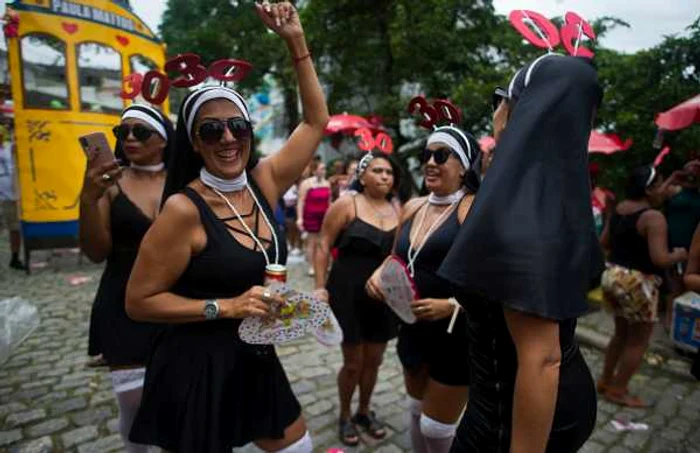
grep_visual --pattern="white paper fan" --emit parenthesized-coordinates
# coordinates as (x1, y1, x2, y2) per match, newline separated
(311, 308, 343, 346)
(239, 286, 330, 345)
(378, 256, 419, 324)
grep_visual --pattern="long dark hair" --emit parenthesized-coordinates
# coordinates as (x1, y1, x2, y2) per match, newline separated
(114, 107, 175, 168)
(349, 150, 402, 200)
(162, 90, 259, 203)
(460, 131, 482, 194)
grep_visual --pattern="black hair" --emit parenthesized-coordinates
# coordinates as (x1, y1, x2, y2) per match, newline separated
(348, 150, 402, 200)
(461, 132, 482, 194)
(114, 105, 175, 168)
(626, 166, 657, 200)
(427, 127, 482, 194)
(162, 90, 258, 204)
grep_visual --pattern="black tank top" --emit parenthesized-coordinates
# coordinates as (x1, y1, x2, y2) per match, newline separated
(172, 181, 287, 301)
(608, 208, 660, 276)
(395, 201, 460, 299)
(90, 185, 161, 366)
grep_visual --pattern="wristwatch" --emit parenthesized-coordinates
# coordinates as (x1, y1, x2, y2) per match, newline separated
(203, 299, 220, 320)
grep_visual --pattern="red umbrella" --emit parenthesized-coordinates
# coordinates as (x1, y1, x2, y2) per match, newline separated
(588, 131, 632, 155)
(656, 94, 700, 131)
(325, 113, 384, 136)
(478, 136, 496, 152)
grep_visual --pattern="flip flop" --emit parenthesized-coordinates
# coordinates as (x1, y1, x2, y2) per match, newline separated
(604, 388, 651, 408)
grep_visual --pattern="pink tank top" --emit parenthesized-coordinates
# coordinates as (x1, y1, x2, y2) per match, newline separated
(303, 186, 331, 233)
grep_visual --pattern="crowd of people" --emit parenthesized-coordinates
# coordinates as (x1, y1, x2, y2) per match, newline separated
(53, 2, 699, 453)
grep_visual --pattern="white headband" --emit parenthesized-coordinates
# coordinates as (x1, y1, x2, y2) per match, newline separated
(122, 108, 167, 139)
(426, 129, 471, 170)
(184, 87, 250, 142)
(646, 167, 657, 187)
(356, 153, 375, 178)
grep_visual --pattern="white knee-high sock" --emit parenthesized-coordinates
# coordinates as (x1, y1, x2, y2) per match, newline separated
(407, 396, 429, 453)
(111, 368, 149, 453)
(115, 386, 150, 453)
(420, 413, 457, 453)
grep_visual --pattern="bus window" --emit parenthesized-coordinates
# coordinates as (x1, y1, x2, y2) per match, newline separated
(20, 34, 70, 110)
(130, 54, 157, 74)
(77, 43, 123, 114)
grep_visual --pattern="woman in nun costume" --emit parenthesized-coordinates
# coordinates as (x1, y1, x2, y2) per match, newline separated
(438, 54, 604, 453)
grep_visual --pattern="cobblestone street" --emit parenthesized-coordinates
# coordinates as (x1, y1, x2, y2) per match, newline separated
(0, 240, 699, 452)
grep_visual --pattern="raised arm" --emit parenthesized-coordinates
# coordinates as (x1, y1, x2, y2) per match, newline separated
(504, 309, 561, 453)
(125, 194, 277, 323)
(252, 2, 329, 204)
(78, 157, 122, 263)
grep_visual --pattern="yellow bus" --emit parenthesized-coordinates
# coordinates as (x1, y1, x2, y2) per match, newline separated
(5, 0, 168, 271)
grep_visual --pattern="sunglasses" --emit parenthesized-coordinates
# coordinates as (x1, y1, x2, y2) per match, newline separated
(197, 118, 252, 144)
(112, 124, 156, 142)
(419, 147, 454, 165)
(492, 86, 509, 112)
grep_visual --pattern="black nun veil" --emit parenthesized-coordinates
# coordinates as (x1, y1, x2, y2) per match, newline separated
(438, 55, 604, 320)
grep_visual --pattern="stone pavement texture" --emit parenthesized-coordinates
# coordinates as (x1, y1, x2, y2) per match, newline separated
(0, 240, 698, 452)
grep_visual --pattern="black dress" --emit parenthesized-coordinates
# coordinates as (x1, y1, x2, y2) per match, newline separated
(326, 196, 398, 344)
(394, 203, 469, 386)
(438, 56, 601, 453)
(87, 187, 161, 366)
(129, 183, 300, 453)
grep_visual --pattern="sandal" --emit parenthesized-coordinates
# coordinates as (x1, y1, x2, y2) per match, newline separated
(338, 418, 359, 446)
(596, 379, 610, 394)
(352, 411, 386, 440)
(604, 388, 651, 408)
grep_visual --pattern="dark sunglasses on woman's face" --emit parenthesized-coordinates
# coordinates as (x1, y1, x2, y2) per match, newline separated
(112, 124, 156, 142)
(419, 147, 454, 165)
(492, 87, 509, 112)
(197, 118, 252, 145)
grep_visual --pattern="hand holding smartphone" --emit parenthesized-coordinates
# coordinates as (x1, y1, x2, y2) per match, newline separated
(78, 132, 115, 167)
(78, 132, 122, 203)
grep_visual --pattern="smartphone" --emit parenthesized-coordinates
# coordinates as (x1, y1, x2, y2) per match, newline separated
(78, 132, 114, 167)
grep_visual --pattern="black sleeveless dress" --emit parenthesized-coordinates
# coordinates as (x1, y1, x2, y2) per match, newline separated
(394, 203, 469, 386)
(87, 187, 161, 366)
(129, 182, 300, 453)
(326, 196, 398, 344)
(448, 290, 596, 453)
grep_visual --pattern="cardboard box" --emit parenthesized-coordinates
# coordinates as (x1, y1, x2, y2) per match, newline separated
(670, 292, 700, 352)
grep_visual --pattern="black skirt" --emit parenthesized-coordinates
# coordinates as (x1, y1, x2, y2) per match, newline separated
(129, 320, 301, 453)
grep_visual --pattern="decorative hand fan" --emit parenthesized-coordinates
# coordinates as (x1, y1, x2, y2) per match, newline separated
(239, 286, 331, 345)
(378, 256, 419, 324)
(311, 309, 344, 347)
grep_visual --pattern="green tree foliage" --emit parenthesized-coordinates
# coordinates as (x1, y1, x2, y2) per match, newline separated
(160, 1, 699, 196)
(159, 0, 300, 130)
(593, 18, 700, 194)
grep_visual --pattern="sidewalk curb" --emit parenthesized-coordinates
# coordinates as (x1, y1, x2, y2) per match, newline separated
(575, 325, 694, 379)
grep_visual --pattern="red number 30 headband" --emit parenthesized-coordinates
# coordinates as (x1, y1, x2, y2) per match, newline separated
(121, 53, 253, 105)
(407, 96, 462, 130)
(355, 128, 394, 154)
(509, 10, 596, 59)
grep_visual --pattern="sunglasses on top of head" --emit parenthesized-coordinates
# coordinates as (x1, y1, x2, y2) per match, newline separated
(419, 147, 455, 165)
(112, 124, 156, 142)
(196, 118, 252, 145)
(492, 87, 509, 112)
